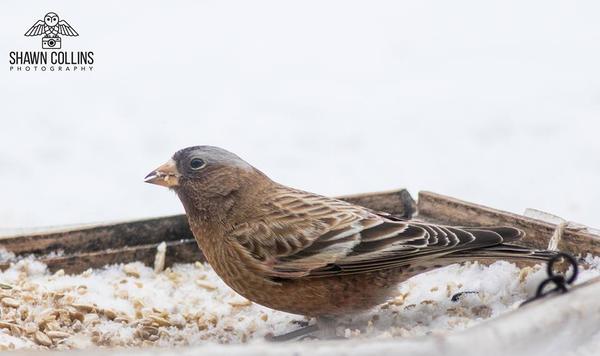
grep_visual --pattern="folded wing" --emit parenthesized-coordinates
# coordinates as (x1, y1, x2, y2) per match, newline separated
(229, 187, 527, 279)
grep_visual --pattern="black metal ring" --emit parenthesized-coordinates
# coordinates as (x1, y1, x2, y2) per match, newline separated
(546, 252, 578, 285)
(520, 252, 578, 307)
(535, 275, 567, 297)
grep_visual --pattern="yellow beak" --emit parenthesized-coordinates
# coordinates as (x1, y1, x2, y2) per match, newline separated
(144, 159, 180, 188)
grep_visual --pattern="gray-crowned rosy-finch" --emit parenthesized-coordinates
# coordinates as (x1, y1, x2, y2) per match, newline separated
(145, 146, 555, 337)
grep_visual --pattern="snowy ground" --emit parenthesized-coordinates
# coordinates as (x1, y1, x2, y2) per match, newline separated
(0, 252, 599, 351)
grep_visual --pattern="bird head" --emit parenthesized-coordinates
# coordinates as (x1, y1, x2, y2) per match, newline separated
(44, 12, 59, 27)
(145, 146, 267, 215)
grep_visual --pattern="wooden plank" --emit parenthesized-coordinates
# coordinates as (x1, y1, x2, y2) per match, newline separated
(417, 191, 600, 256)
(0, 214, 194, 255)
(0, 239, 202, 274)
(0, 189, 415, 273)
(338, 188, 416, 218)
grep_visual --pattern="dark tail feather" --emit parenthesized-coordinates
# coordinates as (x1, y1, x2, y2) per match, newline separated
(484, 226, 526, 243)
(451, 226, 557, 262)
(451, 243, 559, 262)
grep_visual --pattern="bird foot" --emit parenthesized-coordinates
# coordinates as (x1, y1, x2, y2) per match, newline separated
(265, 324, 320, 342)
(265, 316, 345, 342)
(291, 319, 311, 327)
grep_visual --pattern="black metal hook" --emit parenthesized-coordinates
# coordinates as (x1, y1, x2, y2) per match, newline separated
(521, 252, 578, 306)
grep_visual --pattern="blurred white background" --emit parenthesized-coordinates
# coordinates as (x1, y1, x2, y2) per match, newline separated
(1, 1, 599, 229)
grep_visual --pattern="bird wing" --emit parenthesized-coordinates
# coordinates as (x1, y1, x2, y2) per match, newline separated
(24, 20, 45, 36)
(57, 20, 78, 36)
(228, 187, 519, 279)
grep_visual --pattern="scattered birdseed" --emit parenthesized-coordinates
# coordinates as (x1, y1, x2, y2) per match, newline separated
(229, 299, 252, 308)
(1, 297, 20, 308)
(33, 331, 52, 346)
(0, 254, 598, 350)
(46, 331, 71, 339)
(519, 266, 535, 283)
(195, 280, 217, 291)
(123, 265, 141, 278)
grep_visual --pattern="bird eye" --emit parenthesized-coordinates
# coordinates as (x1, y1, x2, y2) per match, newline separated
(189, 158, 206, 170)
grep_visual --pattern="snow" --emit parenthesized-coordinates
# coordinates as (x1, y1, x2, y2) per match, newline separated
(0, 253, 599, 350)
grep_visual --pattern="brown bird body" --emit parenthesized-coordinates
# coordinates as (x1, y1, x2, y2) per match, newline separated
(182, 184, 419, 316)
(145, 146, 555, 318)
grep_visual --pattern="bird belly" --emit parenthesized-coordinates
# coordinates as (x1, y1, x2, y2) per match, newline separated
(269, 272, 406, 316)
(215, 263, 408, 317)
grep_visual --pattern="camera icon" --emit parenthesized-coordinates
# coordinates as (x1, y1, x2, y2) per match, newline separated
(42, 36, 61, 49)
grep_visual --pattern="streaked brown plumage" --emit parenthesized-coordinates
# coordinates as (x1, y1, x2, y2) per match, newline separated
(145, 146, 555, 317)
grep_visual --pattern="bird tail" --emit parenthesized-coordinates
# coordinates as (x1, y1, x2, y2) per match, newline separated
(449, 243, 558, 262)
(446, 226, 559, 262)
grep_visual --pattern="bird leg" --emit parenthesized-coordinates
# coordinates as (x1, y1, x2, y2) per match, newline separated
(265, 323, 319, 342)
(290, 319, 311, 327)
(265, 316, 342, 342)
(315, 316, 341, 339)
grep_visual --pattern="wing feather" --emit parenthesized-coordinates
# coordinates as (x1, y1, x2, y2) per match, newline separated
(227, 186, 519, 279)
